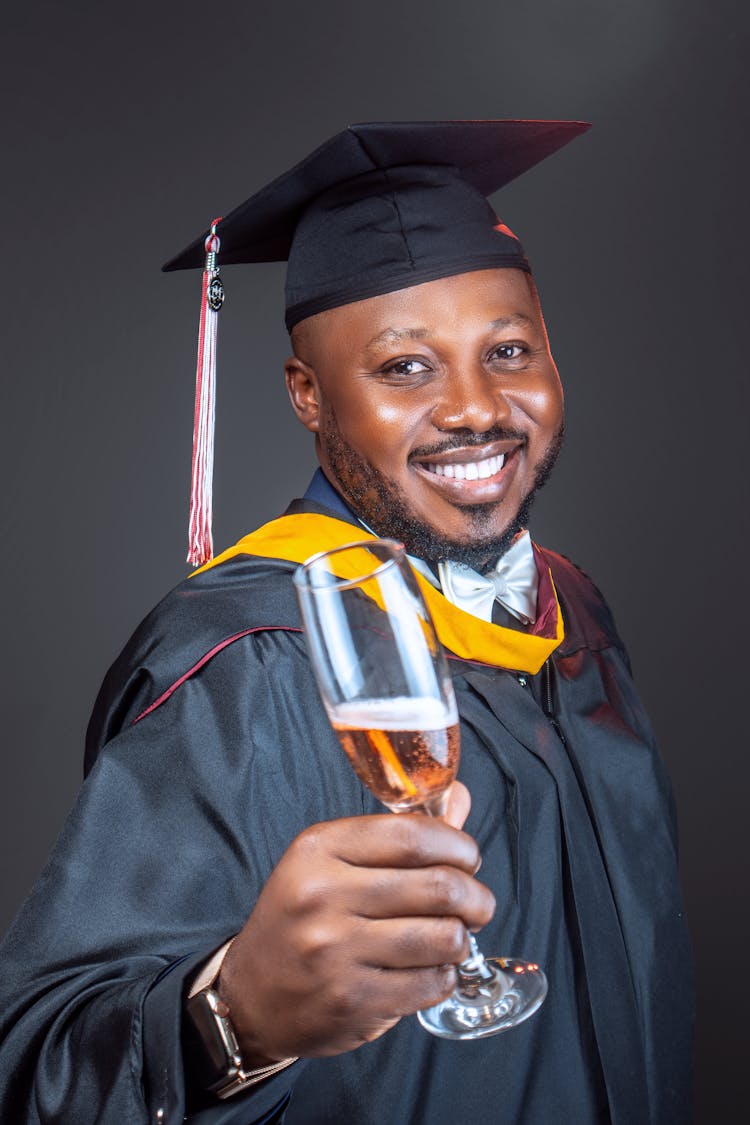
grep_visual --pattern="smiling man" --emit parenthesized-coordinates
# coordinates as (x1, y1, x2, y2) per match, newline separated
(287, 268, 564, 569)
(0, 123, 693, 1124)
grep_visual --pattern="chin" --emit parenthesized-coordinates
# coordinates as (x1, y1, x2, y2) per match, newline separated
(365, 497, 531, 570)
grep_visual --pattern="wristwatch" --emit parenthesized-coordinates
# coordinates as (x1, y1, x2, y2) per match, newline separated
(185, 940, 298, 1100)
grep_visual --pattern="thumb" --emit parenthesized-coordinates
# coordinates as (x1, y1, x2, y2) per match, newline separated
(443, 780, 471, 830)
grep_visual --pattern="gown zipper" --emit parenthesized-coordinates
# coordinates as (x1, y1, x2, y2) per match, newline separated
(541, 659, 567, 746)
(517, 663, 567, 745)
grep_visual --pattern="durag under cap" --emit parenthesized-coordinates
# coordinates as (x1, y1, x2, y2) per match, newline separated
(164, 119, 591, 565)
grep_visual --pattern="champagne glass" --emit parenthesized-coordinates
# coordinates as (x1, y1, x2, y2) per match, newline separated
(293, 538, 547, 1039)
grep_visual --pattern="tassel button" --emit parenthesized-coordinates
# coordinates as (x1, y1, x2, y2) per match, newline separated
(207, 275, 225, 311)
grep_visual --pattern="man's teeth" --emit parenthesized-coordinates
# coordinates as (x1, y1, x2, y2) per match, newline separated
(426, 453, 505, 480)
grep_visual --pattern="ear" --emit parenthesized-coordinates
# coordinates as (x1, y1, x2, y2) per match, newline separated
(285, 357, 321, 433)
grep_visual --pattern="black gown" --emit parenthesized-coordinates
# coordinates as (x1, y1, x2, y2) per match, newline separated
(0, 498, 693, 1124)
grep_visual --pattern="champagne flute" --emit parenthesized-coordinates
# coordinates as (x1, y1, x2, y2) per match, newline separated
(293, 538, 547, 1039)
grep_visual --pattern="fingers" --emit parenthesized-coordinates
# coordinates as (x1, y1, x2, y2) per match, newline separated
(444, 780, 471, 829)
(300, 813, 480, 874)
(338, 963, 460, 1024)
(357, 916, 471, 969)
(273, 964, 459, 1054)
(218, 811, 495, 1063)
(291, 914, 470, 979)
(348, 864, 495, 929)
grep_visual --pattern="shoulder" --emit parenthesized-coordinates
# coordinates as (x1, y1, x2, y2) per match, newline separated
(84, 552, 301, 772)
(535, 545, 629, 659)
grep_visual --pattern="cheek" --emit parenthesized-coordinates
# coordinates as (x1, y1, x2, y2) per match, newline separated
(340, 397, 422, 452)
(374, 402, 411, 425)
(515, 377, 564, 430)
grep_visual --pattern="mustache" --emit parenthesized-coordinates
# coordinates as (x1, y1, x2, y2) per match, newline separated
(409, 427, 528, 461)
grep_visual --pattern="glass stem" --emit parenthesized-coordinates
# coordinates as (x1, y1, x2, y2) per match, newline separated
(457, 932, 497, 991)
(419, 795, 499, 988)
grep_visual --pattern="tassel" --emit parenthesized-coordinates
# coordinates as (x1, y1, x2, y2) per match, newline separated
(187, 218, 224, 566)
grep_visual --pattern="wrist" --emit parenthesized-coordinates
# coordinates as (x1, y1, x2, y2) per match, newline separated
(215, 956, 287, 1069)
(185, 940, 297, 1099)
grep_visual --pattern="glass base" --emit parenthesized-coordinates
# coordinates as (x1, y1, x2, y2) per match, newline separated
(417, 957, 548, 1040)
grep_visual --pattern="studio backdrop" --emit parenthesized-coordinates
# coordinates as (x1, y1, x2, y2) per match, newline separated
(1, 2, 746, 1120)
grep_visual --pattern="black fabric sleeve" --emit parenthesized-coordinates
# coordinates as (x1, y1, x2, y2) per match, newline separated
(0, 627, 351, 1123)
(142, 956, 304, 1123)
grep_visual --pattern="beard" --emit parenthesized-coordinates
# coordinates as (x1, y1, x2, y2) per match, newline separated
(320, 415, 564, 571)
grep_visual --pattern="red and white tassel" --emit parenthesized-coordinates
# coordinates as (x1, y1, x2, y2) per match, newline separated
(187, 218, 224, 567)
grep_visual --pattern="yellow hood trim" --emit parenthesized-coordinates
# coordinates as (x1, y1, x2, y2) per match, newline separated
(194, 512, 564, 674)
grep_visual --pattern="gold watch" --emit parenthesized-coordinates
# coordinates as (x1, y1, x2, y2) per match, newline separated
(185, 940, 297, 1100)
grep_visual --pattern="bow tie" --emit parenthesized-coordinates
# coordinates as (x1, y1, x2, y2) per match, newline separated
(437, 532, 539, 624)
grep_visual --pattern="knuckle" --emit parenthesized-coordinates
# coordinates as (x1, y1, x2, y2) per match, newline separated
(287, 872, 328, 914)
(392, 922, 429, 962)
(428, 866, 463, 913)
(397, 817, 432, 866)
(298, 920, 337, 962)
(293, 822, 325, 858)
(370, 869, 396, 899)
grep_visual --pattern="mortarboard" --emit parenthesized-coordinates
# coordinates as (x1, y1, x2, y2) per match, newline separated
(165, 120, 591, 565)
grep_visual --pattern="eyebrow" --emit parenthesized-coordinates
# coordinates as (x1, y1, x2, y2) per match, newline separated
(488, 314, 534, 330)
(364, 313, 535, 352)
(364, 326, 432, 349)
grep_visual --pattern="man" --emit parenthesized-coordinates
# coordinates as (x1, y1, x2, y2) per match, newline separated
(0, 122, 693, 1123)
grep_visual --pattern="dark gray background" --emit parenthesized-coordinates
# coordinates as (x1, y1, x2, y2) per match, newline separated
(1, 1, 747, 1120)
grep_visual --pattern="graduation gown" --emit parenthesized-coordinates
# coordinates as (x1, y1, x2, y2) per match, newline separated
(0, 499, 693, 1124)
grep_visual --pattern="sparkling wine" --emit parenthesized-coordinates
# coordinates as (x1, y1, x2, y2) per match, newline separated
(330, 697, 460, 812)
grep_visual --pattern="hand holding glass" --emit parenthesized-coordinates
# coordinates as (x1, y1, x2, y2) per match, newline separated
(293, 539, 547, 1038)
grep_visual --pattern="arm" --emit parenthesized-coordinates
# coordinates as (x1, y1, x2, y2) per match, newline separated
(0, 630, 491, 1122)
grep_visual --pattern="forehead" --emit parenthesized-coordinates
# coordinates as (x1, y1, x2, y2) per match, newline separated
(298, 268, 542, 357)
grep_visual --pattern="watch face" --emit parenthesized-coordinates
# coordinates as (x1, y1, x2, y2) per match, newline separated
(186, 988, 241, 1089)
(185, 986, 298, 1099)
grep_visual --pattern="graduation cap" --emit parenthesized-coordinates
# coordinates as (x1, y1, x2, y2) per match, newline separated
(165, 119, 590, 565)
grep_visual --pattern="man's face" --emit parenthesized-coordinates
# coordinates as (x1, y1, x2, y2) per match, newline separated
(286, 268, 564, 566)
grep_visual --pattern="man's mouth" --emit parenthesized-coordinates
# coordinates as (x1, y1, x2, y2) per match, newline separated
(421, 452, 506, 480)
(411, 441, 522, 502)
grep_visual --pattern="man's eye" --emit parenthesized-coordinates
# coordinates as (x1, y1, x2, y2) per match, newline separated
(382, 357, 430, 377)
(491, 343, 525, 361)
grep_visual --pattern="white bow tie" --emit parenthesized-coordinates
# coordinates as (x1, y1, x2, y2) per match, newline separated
(437, 531, 539, 624)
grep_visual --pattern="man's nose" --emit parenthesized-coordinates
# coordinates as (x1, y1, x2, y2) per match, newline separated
(430, 367, 510, 432)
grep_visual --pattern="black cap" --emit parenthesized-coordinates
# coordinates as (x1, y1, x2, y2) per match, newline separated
(164, 120, 590, 331)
